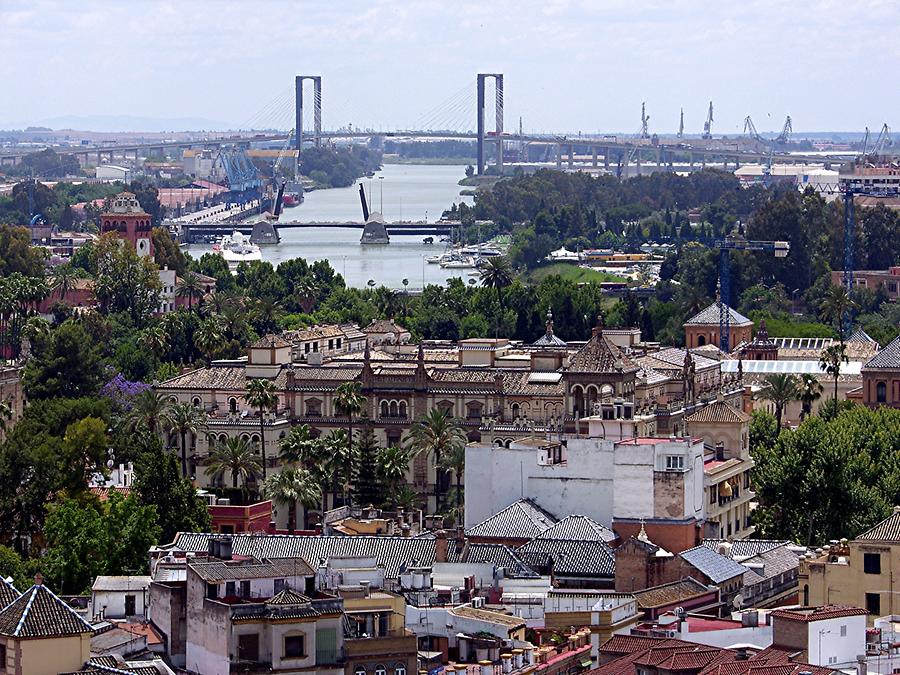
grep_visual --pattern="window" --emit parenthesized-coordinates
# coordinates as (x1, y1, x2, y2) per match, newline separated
(864, 553, 882, 574)
(355, 668, 367, 675)
(866, 592, 881, 615)
(274, 578, 286, 594)
(840, 624, 847, 637)
(710, 488, 717, 504)
(192, 396, 201, 408)
(394, 666, 406, 675)
(125, 594, 136, 616)
(240, 580, 251, 598)
(665, 455, 684, 470)
(225, 581, 236, 597)
(284, 634, 305, 658)
(375, 666, 387, 675)
(238, 633, 260, 662)
(229, 397, 238, 413)
(877, 382, 887, 403)
(0, 643, 6, 668)
(206, 583, 217, 600)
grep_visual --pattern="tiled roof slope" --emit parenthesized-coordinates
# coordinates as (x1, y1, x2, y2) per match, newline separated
(856, 509, 900, 541)
(741, 544, 802, 585)
(189, 557, 314, 582)
(0, 578, 20, 609)
(631, 578, 712, 610)
(701, 539, 791, 559)
(466, 499, 558, 540)
(0, 583, 93, 638)
(534, 514, 616, 543)
(865, 335, 900, 369)
(566, 330, 640, 374)
(679, 545, 749, 583)
(685, 302, 752, 327)
(516, 538, 615, 577)
(685, 401, 751, 424)
(172, 532, 436, 579)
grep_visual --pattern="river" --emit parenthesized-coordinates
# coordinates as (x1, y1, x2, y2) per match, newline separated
(185, 164, 475, 289)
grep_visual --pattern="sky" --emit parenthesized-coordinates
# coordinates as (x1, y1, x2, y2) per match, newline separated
(2, 0, 898, 134)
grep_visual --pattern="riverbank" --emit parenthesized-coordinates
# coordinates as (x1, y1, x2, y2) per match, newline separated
(525, 262, 628, 284)
(383, 155, 476, 166)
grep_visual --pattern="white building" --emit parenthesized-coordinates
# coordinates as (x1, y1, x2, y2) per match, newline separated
(770, 606, 867, 668)
(465, 415, 706, 532)
(90, 576, 151, 620)
(96, 165, 131, 181)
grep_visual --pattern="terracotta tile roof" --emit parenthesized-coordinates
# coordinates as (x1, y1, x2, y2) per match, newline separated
(466, 499, 558, 540)
(250, 334, 291, 349)
(598, 634, 679, 657)
(502, 370, 565, 396)
(534, 514, 616, 543)
(567, 331, 640, 374)
(283, 325, 346, 341)
(685, 401, 751, 424)
(0, 583, 93, 638)
(90, 486, 132, 501)
(685, 302, 752, 327)
(449, 604, 525, 629)
(855, 510, 900, 541)
(364, 319, 409, 334)
(631, 578, 712, 609)
(865, 335, 900, 369)
(679, 545, 750, 583)
(770, 605, 868, 622)
(266, 589, 311, 605)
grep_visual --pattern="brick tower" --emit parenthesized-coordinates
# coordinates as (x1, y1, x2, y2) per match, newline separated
(100, 192, 153, 257)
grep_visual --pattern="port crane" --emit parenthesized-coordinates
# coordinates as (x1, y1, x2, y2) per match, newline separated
(714, 236, 790, 352)
(677, 109, 684, 139)
(872, 123, 893, 156)
(702, 101, 714, 140)
(743, 116, 762, 142)
(775, 116, 793, 144)
(640, 102, 650, 139)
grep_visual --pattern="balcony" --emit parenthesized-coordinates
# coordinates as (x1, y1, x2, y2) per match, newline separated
(345, 630, 417, 658)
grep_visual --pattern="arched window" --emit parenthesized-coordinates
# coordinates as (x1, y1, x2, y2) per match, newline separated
(168, 396, 178, 404)
(877, 381, 887, 403)
(511, 403, 520, 419)
(394, 666, 406, 675)
(389, 401, 398, 417)
(466, 401, 483, 420)
(375, 666, 386, 675)
(571, 385, 585, 417)
(250, 434, 261, 452)
(697, 335, 706, 346)
(192, 396, 202, 408)
(355, 668, 367, 675)
(229, 397, 238, 413)
(399, 401, 408, 418)
(380, 401, 389, 418)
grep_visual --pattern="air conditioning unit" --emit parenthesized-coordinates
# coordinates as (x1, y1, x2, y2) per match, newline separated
(472, 597, 485, 608)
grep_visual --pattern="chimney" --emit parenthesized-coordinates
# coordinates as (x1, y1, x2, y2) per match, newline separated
(857, 655, 867, 675)
(435, 529, 449, 563)
(34, 573, 43, 586)
(735, 647, 749, 661)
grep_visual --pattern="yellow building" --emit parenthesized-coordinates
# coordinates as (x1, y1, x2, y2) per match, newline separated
(339, 586, 417, 675)
(800, 507, 900, 621)
(0, 577, 93, 675)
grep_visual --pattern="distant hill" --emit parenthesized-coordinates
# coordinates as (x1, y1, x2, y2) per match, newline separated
(1, 114, 236, 133)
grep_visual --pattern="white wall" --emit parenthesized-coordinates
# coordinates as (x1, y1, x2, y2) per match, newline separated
(807, 615, 866, 667)
(91, 587, 148, 620)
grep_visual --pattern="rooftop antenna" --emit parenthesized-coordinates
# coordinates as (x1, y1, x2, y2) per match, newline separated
(677, 109, 684, 139)
(640, 103, 650, 139)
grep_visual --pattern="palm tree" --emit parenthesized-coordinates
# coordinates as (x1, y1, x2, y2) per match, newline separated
(377, 445, 413, 503)
(407, 408, 466, 513)
(53, 263, 79, 302)
(277, 423, 315, 465)
(206, 436, 262, 490)
(245, 378, 279, 479)
(820, 285, 857, 344)
(820, 343, 848, 407)
(141, 325, 169, 359)
(798, 373, 824, 420)
(757, 373, 799, 428)
(262, 467, 322, 533)
(294, 277, 319, 314)
(334, 381, 365, 504)
(437, 442, 466, 512)
(122, 390, 173, 436)
(194, 316, 225, 362)
(479, 256, 514, 308)
(176, 271, 206, 312)
(169, 402, 208, 477)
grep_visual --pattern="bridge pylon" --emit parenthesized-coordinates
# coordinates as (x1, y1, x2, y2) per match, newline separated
(477, 73, 503, 175)
(295, 76, 323, 156)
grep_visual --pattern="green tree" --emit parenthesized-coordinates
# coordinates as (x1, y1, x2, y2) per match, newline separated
(168, 402, 208, 477)
(377, 445, 413, 507)
(244, 378, 279, 479)
(756, 373, 799, 428)
(60, 417, 110, 495)
(194, 315, 225, 362)
(92, 233, 162, 324)
(820, 285, 857, 344)
(133, 447, 211, 543)
(121, 389, 173, 436)
(52, 263, 79, 302)
(206, 436, 262, 490)
(151, 227, 187, 276)
(262, 467, 321, 533)
(819, 343, 848, 407)
(334, 381, 366, 505)
(479, 256, 514, 309)
(22, 321, 103, 400)
(0, 225, 48, 276)
(176, 271, 205, 312)
(798, 374, 824, 420)
(407, 408, 465, 513)
(352, 420, 383, 508)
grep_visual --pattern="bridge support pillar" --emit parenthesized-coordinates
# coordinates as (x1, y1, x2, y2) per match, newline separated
(476, 73, 503, 175)
(555, 143, 562, 168)
(656, 148, 662, 167)
(592, 147, 597, 168)
(568, 144, 574, 169)
(295, 75, 323, 169)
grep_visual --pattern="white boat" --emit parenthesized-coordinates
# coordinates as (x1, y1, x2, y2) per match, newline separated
(460, 244, 502, 257)
(213, 231, 262, 266)
(425, 254, 443, 264)
(440, 255, 478, 269)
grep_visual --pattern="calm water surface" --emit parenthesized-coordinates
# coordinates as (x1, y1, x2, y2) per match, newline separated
(185, 164, 475, 289)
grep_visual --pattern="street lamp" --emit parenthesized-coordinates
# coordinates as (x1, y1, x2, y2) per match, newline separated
(817, 628, 831, 666)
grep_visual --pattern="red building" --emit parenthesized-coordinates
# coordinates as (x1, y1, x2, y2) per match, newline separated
(100, 192, 154, 257)
(207, 499, 273, 534)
